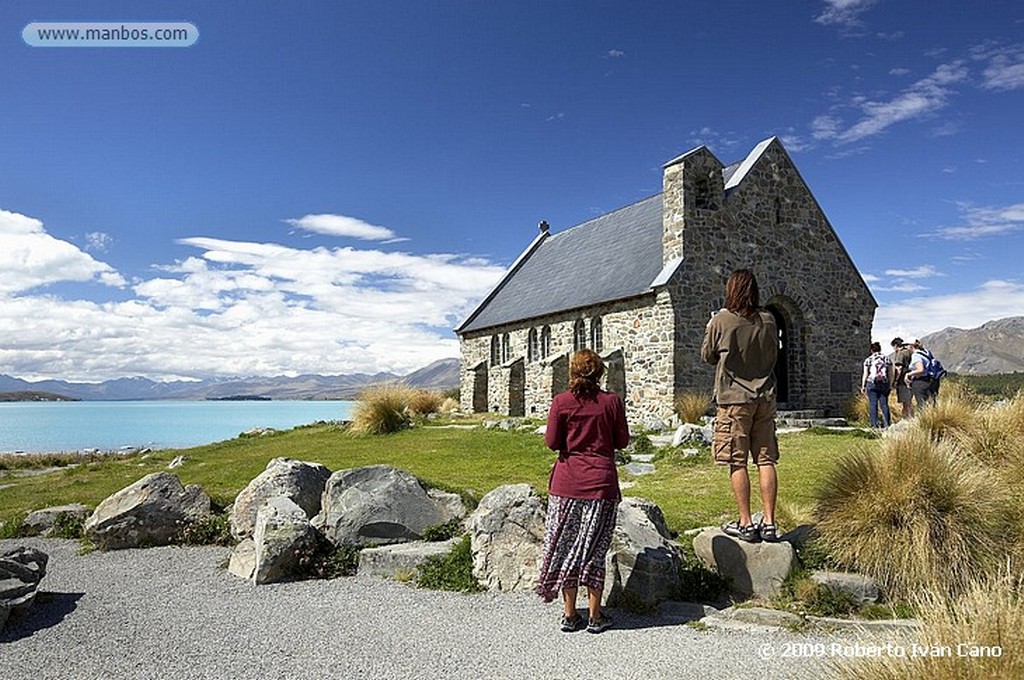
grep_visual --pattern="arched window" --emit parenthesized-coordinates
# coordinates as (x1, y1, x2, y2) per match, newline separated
(490, 336, 500, 365)
(540, 325, 551, 358)
(573, 319, 587, 351)
(590, 316, 603, 353)
(527, 328, 539, 362)
(501, 333, 511, 364)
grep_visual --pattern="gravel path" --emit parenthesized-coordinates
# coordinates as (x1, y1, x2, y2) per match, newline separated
(2, 538, 859, 680)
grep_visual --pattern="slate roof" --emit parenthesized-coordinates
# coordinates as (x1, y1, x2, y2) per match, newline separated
(457, 194, 665, 333)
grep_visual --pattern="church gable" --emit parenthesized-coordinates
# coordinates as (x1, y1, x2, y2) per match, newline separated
(458, 136, 877, 421)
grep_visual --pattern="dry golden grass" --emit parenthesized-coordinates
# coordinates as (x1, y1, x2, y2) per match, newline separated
(405, 388, 444, 416)
(349, 383, 415, 435)
(913, 381, 985, 442)
(832, 571, 1024, 679)
(674, 391, 711, 424)
(815, 427, 1016, 600)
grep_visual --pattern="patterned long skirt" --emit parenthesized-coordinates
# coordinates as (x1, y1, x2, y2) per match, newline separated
(535, 495, 618, 603)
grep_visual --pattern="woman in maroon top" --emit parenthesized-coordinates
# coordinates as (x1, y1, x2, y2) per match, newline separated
(536, 349, 630, 634)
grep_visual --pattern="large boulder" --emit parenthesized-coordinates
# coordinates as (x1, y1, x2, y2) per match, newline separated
(692, 528, 798, 599)
(314, 465, 461, 546)
(84, 472, 212, 550)
(604, 497, 685, 609)
(465, 484, 546, 592)
(252, 497, 319, 585)
(1, 547, 48, 630)
(19, 504, 91, 537)
(230, 458, 331, 540)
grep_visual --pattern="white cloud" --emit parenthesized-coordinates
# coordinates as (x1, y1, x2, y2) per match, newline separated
(928, 202, 1024, 240)
(0, 209, 126, 294)
(814, 0, 877, 27)
(285, 214, 399, 241)
(884, 265, 941, 279)
(977, 45, 1024, 90)
(0, 215, 508, 381)
(608, 49, 625, 58)
(873, 280, 1024, 343)
(837, 62, 969, 143)
(84, 231, 113, 252)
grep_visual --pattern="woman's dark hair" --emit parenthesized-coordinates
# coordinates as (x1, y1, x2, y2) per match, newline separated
(569, 349, 604, 398)
(724, 268, 760, 317)
(870, 341, 881, 353)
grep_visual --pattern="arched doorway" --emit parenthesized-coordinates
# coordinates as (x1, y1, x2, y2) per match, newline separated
(764, 296, 805, 410)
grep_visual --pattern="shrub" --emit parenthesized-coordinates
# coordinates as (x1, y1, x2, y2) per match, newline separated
(832, 572, 1024, 679)
(406, 389, 444, 417)
(912, 381, 984, 443)
(177, 514, 233, 546)
(350, 384, 414, 435)
(49, 511, 87, 539)
(295, 535, 361, 579)
(675, 392, 711, 424)
(421, 517, 462, 542)
(630, 432, 655, 457)
(842, 392, 868, 425)
(815, 428, 1017, 600)
(416, 535, 483, 593)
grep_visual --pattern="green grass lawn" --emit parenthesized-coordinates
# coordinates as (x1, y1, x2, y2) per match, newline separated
(0, 423, 879, 536)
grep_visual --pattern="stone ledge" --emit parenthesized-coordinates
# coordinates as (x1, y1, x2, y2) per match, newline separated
(357, 538, 460, 580)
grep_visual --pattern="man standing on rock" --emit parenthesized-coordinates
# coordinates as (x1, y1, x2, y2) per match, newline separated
(701, 269, 780, 543)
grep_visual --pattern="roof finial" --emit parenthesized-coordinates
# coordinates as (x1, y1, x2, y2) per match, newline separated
(538, 220, 549, 233)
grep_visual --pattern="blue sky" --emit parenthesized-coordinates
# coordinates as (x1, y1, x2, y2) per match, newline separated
(1, 1, 1022, 382)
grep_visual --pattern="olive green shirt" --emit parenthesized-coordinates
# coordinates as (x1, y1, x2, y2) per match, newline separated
(701, 308, 778, 405)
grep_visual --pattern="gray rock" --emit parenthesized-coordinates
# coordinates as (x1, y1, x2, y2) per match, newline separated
(230, 458, 331, 540)
(692, 528, 798, 600)
(604, 497, 684, 609)
(314, 465, 447, 547)
(253, 497, 318, 585)
(426, 488, 467, 525)
(672, 423, 713, 447)
(624, 462, 656, 475)
(19, 504, 90, 537)
(810, 570, 880, 604)
(465, 484, 546, 592)
(0, 546, 48, 629)
(167, 455, 187, 469)
(358, 539, 461, 580)
(703, 605, 804, 631)
(84, 472, 212, 550)
(227, 538, 256, 580)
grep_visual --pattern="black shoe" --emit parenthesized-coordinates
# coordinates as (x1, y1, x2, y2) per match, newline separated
(560, 614, 584, 632)
(722, 520, 761, 543)
(587, 614, 613, 634)
(759, 523, 779, 542)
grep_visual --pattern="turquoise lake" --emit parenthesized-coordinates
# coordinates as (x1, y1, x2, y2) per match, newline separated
(0, 400, 355, 453)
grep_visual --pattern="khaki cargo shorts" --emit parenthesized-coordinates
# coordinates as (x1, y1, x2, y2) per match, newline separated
(713, 398, 779, 467)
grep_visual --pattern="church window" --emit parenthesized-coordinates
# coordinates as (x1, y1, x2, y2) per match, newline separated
(527, 328, 539, 362)
(501, 333, 511, 364)
(540, 325, 551, 358)
(573, 319, 587, 351)
(490, 336, 500, 365)
(590, 317, 603, 353)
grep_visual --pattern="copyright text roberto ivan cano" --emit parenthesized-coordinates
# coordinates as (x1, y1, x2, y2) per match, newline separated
(758, 641, 1005, 660)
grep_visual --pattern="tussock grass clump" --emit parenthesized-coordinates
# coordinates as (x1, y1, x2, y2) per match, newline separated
(406, 389, 444, 416)
(350, 384, 415, 435)
(815, 428, 1016, 600)
(833, 571, 1024, 679)
(842, 392, 869, 425)
(913, 381, 984, 442)
(674, 392, 711, 424)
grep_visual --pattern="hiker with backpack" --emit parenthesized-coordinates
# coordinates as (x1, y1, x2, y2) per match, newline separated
(860, 341, 893, 428)
(905, 339, 946, 408)
(889, 337, 915, 418)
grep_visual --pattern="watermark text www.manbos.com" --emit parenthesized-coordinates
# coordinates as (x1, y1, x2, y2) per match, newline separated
(23, 22, 198, 48)
(757, 641, 1005, 660)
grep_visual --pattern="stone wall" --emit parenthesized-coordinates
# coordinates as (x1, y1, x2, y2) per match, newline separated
(666, 139, 875, 413)
(459, 292, 678, 425)
(460, 138, 876, 421)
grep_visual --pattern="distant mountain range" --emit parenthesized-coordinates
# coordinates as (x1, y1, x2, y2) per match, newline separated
(921, 316, 1024, 374)
(0, 358, 460, 401)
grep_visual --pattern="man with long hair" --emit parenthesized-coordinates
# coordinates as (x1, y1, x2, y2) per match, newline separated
(536, 349, 630, 633)
(701, 269, 780, 543)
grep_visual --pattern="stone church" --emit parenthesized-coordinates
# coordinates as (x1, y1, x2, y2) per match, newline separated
(455, 137, 876, 424)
